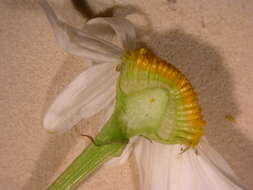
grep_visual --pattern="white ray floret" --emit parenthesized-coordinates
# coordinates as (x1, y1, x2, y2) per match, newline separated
(134, 138, 245, 190)
(43, 63, 118, 133)
(40, 0, 135, 133)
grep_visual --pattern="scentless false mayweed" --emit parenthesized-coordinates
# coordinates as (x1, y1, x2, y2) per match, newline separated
(40, 1, 246, 190)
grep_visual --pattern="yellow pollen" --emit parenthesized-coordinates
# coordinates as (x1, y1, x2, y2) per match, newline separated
(47, 129, 56, 134)
(139, 48, 148, 55)
(151, 63, 157, 70)
(157, 63, 164, 72)
(149, 98, 156, 103)
(143, 60, 149, 67)
(226, 114, 236, 123)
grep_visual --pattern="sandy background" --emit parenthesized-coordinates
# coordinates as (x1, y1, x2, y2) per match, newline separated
(1, 0, 253, 189)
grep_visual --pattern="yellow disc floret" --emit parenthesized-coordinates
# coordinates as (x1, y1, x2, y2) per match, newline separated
(122, 48, 206, 147)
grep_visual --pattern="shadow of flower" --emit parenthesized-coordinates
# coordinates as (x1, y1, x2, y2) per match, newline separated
(21, 55, 90, 190)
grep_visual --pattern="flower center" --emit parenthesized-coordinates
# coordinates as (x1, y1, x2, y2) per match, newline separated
(118, 48, 205, 147)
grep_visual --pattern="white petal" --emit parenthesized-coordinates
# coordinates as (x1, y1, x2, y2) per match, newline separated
(44, 63, 119, 133)
(105, 137, 138, 167)
(39, 0, 123, 62)
(97, 100, 116, 131)
(88, 17, 136, 51)
(134, 138, 245, 190)
(83, 23, 114, 42)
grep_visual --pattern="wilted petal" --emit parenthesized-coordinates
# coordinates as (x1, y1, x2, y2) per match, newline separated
(96, 101, 138, 167)
(44, 63, 119, 133)
(83, 23, 115, 42)
(105, 137, 138, 166)
(134, 138, 245, 190)
(39, 0, 123, 62)
(97, 100, 115, 131)
(88, 17, 136, 51)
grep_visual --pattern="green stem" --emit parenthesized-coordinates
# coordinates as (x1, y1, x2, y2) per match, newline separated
(46, 115, 128, 190)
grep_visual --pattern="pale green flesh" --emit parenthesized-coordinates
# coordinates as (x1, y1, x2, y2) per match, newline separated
(117, 58, 188, 144)
(119, 87, 169, 137)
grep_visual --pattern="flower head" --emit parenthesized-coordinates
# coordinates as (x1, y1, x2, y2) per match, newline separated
(40, 1, 246, 190)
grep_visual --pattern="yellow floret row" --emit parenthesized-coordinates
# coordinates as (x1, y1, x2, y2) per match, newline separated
(126, 48, 206, 146)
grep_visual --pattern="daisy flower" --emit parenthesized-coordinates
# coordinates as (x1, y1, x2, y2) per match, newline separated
(40, 1, 246, 190)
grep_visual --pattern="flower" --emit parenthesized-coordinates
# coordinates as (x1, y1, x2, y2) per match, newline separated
(40, 1, 245, 190)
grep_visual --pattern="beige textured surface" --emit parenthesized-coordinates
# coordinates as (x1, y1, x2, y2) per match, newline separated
(1, 0, 253, 189)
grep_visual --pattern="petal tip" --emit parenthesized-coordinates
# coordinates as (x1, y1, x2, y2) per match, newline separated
(43, 111, 60, 133)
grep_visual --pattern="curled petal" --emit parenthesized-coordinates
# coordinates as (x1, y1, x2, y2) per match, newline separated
(134, 138, 245, 190)
(82, 23, 115, 42)
(91, 102, 138, 167)
(39, 0, 123, 62)
(97, 100, 115, 131)
(44, 63, 119, 133)
(88, 17, 136, 51)
(105, 137, 138, 167)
